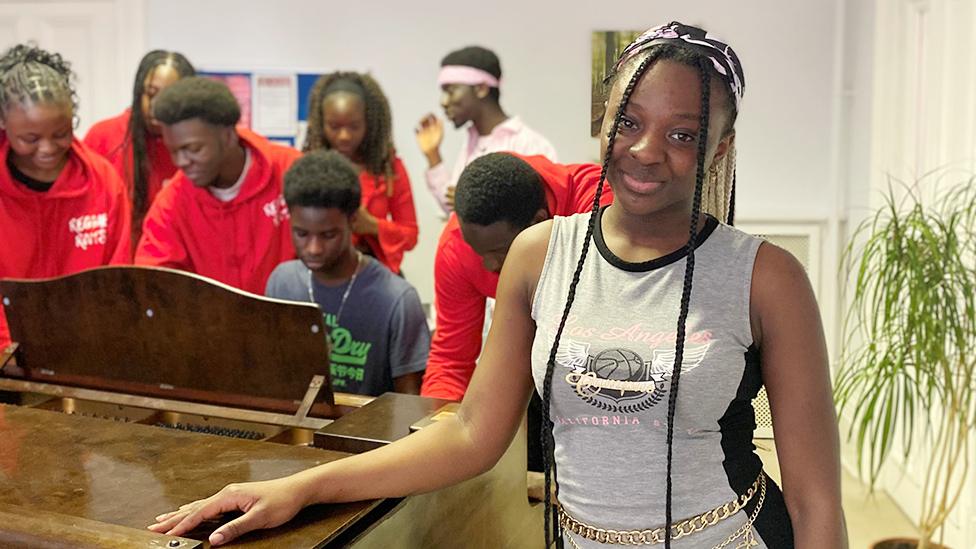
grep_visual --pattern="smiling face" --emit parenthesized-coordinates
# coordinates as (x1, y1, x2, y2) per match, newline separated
(602, 57, 733, 220)
(160, 118, 235, 188)
(1, 101, 73, 180)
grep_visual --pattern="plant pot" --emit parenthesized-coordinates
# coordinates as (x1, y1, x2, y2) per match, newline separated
(871, 538, 950, 549)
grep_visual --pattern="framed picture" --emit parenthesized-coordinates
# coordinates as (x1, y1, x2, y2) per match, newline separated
(591, 30, 642, 137)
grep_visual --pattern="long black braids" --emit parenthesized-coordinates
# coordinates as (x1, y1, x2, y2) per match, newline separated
(122, 51, 195, 230)
(303, 72, 396, 195)
(727, 173, 737, 225)
(540, 49, 662, 549)
(540, 43, 737, 547)
(662, 56, 711, 549)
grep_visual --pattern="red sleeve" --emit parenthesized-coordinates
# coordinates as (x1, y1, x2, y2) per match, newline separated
(374, 158, 419, 272)
(270, 140, 302, 169)
(569, 163, 614, 213)
(134, 185, 189, 269)
(510, 154, 612, 215)
(0, 306, 10, 351)
(420, 227, 488, 401)
(82, 120, 113, 156)
(83, 112, 127, 160)
(100, 163, 132, 264)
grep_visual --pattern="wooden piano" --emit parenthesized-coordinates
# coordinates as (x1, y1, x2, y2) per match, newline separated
(0, 266, 542, 548)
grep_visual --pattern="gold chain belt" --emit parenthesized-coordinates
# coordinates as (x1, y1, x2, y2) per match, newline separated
(558, 472, 766, 547)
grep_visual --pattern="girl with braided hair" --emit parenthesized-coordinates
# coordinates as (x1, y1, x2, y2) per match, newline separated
(151, 22, 844, 549)
(84, 50, 195, 250)
(303, 71, 418, 273)
(0, 43, 131, 350)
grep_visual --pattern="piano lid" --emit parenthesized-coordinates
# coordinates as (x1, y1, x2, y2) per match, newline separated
(1, 265, 334, 411)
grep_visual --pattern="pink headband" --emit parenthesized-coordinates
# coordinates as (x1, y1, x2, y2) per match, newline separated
(437, 65, 501, 88)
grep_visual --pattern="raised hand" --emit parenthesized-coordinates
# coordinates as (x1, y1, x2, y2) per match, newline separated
(445, 185, 456, 211)
(351, 205, 380, 235)
(414, 113, 444, 166)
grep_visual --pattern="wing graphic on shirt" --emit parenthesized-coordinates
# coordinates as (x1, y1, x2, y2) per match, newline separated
(649, 342, 712, 380)
(554, 338, 590, 370)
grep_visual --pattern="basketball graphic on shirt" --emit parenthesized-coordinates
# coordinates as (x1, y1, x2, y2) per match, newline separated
(592, 348, 646, 382)
(556, 337, 712, 414)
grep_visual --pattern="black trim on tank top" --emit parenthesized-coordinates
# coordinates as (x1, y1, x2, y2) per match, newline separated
(719, 345, 795, 548)
(593, 205, 719, 273)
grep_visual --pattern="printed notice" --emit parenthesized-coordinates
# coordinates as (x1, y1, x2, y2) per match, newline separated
(253, 73, 297, 136)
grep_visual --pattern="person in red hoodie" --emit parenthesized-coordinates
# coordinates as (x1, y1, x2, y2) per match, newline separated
(0, 44, 131, 351)
(134, 77, 300, 294)
(84, 50, 195, 249)
(422, 152, 612, 481)
(303, 72, 418, 273)
(421, 152, 611, 401)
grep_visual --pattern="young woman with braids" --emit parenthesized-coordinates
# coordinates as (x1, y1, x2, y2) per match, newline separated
(84, 51, 194, 249)
(0, 44, 131, 351)
(303, 71, 418, 273)
(150, 22, 845, 548)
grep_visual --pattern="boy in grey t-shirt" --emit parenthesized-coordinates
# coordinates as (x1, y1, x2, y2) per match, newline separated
(266, 150, 429, 395)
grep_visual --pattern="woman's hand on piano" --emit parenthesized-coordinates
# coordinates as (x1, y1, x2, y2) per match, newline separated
(147, 475, 309, 546)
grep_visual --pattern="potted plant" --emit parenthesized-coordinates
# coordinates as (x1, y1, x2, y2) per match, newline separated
(835, 172, 976, 549)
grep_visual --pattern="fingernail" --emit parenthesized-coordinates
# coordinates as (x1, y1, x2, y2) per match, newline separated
(155, 513, 167, 521)
(211, 532, 225, 545)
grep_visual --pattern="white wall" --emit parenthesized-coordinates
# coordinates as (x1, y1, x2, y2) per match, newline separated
(0, 0, 145, 137)
(145, 0, 843, 305)
(857, 1, 976, 546)
(837, 0, 877, 227)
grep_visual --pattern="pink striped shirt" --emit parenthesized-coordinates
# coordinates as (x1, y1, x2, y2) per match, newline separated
(424, 116, 558, 214)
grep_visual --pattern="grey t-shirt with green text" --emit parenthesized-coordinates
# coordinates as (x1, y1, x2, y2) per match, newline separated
(266, 258, 429, 396)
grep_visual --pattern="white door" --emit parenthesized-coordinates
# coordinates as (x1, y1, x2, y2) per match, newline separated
(867, 0, 976, 546)
(0, 0, 146, 135)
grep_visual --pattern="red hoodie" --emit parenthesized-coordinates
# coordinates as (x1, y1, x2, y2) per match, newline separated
(0, 135, 132, 350)
(355, 157, 419, 273)
(421, 154, 613, 400)
(84, 109, 177, 241)
(134, 128, 300, 295)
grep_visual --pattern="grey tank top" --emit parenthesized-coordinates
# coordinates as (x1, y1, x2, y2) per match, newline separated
(530, 209, 794, 548)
